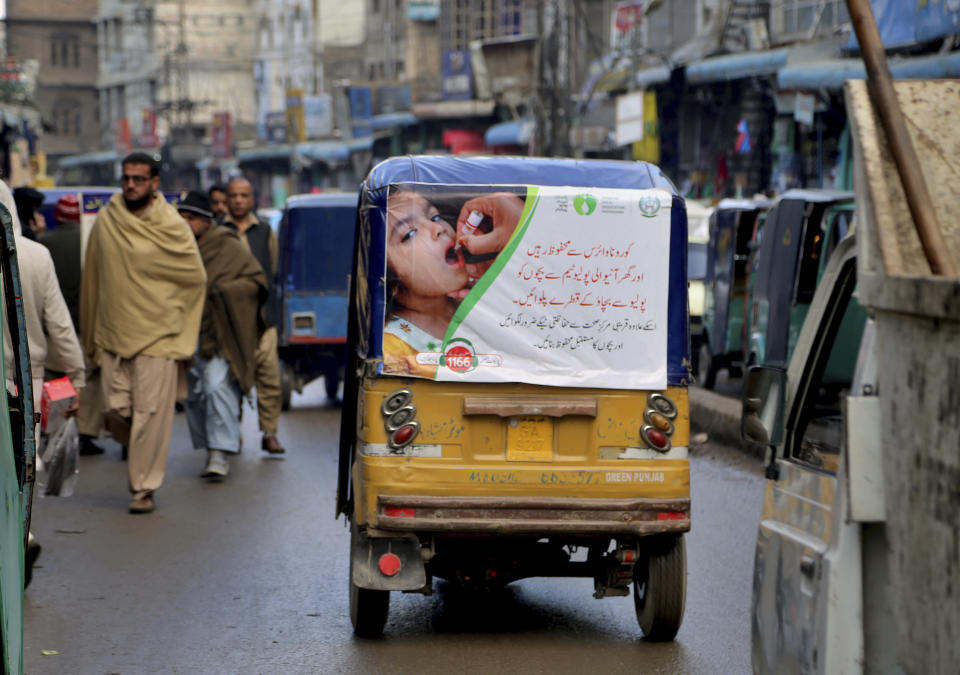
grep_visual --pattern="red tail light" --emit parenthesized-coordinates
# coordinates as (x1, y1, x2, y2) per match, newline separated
(378, 553, 402, 576)
(382, 389, 420, 449)
(383, 506, 415, 518)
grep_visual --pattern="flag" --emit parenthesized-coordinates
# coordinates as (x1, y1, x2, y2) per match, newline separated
(735, 119, 751, 154)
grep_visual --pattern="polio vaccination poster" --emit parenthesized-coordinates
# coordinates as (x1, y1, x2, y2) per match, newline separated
(381, 183, 672, 389)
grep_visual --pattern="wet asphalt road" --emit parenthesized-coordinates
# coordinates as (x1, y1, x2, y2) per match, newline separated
(24, 380, 763, 675)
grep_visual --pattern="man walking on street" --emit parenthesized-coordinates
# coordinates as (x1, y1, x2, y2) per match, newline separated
(179, 191, 266, 479)
(41, 194, 104, 456)
(221, 177, 286, 454)
(208, 184, 228, 221)
(80, 152, 207, 513)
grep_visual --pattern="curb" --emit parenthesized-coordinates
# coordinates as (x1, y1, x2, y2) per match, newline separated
(689, 386, 764, 460)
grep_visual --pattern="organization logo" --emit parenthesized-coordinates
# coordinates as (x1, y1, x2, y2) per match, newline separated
(573, 193, 598, 216)
(638, 195, 661, 217)
(442, 337, 478, 373)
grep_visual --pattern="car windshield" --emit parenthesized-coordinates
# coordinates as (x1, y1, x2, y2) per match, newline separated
(687, 242, 708, 280)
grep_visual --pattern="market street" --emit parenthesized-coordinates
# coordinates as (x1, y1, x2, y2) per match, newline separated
(24, 380, 763, 675)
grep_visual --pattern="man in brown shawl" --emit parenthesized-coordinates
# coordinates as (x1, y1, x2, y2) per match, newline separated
(179, 191, 266, 480)
(80, 152, 207, 514)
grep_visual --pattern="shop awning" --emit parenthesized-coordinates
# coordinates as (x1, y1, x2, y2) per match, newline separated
(238, 138, 374, 164)
(777, 50, 960, 90)
(484, 119, 534, 146)
(370, 112, 418, 129)
(635, 64, 671, 88)
(412, 99, 496, 119)
(686, 48, 789, 84)
(57, 150, 119, 168)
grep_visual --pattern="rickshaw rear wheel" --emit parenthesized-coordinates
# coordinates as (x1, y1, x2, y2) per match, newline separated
(324, 368, 340, 402)
(349, 526, 390, 637)
(697, 343, 717, 389)
(634, 534, 686, 641)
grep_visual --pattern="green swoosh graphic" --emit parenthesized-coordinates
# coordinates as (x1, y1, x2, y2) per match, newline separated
(442, 186, 541, 349)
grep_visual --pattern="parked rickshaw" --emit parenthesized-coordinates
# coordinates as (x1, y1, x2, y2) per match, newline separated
(697, 198, 770, 388)
(338, 156, 692, 640)
(0, 202, 39, 675)
(745, 189, 854, 369)
(277, 192, 357, 406)
(685, 201, 711, 374)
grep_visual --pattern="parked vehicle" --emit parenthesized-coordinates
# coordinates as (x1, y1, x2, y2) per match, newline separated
(697, 198, 770, 388)
(277, 192, 357, 407)
(338, 155, 692, 639)
(0, 202, 38, 675)
(686, 201, 711, 374)
(743, 79, 960, 674)
(745, 189, 854, 370)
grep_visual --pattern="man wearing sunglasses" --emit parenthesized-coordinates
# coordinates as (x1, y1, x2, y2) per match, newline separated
(80, 152, 207, 514)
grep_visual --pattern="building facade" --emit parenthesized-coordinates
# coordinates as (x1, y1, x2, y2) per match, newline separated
(5, 0, 101, 168)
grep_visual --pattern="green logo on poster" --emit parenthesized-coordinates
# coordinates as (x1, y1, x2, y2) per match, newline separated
(638, 195, 661, 217)
(573, 193, 597, 216)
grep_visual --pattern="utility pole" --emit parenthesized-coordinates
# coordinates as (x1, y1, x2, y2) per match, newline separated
(532, 1, 546, 156)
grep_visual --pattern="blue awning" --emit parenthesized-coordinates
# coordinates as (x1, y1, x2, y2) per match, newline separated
(237, 145, 293, 162)
(778, 51, 960, 90)
(57, 150, 120, 168)
(370, 112, 418, 130)
(238, 138, 374, 164)
(635, 64, 671, 88)
(484, 120, 534, 146)
(686, 48, 790, 84)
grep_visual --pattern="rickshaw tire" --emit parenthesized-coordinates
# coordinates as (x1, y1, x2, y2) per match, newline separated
(350, 582, 390, 638)
(349, 524, 390, 637)
(698, 344, 717, 389)
(324, 370, 340, 402)
(634, 534, 686, 642)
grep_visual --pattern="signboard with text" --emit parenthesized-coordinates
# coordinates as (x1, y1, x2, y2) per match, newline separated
(381, 184, 671, 389)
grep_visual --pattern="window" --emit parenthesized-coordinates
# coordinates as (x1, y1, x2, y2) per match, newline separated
(773, 0, 849, 38)
(787, 256, 867, 474)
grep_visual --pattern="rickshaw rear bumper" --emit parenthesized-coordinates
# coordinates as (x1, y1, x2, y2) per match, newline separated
(374, 495, 691, 537)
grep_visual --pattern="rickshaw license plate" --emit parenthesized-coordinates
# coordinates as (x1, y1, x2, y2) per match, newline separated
(506, 416, 553, 461)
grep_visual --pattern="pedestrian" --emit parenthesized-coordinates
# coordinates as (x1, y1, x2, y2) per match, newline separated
(208, 184, 228, 221)
(79, 152, 207, 514)
(12, 186, 46, 240)
(179, 191, 267, 479)
(220, 177, 286, 454)
(1, 179, 85, 586)
(39, 195, 105, 456)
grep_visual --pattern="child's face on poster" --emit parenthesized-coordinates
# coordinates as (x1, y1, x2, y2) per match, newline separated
(387, 191, 469, 298)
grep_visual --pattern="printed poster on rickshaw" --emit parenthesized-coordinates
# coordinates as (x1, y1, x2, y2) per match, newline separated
(382, 184, 672, 389)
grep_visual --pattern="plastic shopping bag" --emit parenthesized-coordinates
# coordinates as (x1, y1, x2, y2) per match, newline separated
(40, 417, 79, 497)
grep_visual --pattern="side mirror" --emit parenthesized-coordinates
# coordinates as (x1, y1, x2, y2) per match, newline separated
(741, 365, 786, 447)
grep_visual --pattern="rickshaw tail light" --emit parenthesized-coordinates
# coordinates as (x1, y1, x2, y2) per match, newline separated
(392, 424, 418, 446)
(646, 428, 668, 449)
(657, 511, 686, 521)
(384, 506, 415, 518)
(378, 553, 402, 577)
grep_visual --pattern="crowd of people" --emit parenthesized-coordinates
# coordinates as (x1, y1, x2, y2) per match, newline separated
(2, 152, 288, 522)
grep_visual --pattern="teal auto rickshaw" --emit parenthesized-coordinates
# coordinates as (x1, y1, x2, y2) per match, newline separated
(746, 189, 857, 370)
(697, 198, 770, 388)
(0, 201, 38, 675)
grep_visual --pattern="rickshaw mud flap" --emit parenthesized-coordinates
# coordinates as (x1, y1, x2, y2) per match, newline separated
(375, 495, 690, 536)
(351, 527, 427, 591)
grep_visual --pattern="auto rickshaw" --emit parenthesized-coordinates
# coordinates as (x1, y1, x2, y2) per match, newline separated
(0, 201, 39, 674)
(685, 201, 712, 375)
(697, 198, 770, 388)
(746, 189, 855, 369)
(338, 156, 692, 640)
(277, 192, 358, 406)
